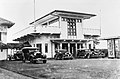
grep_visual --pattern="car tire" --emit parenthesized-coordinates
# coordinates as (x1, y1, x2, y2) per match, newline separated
(23, 60, 25, 63)
(43, 60, 47, 63)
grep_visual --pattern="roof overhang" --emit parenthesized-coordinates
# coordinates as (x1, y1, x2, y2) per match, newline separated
(0, 17, 15, 28)
(99, 36, 120, 40)
(30, 10, 96, 25)
(50, 38, 94, 43)
(13, 32, 60, 41)
(84, 34, 100, 37)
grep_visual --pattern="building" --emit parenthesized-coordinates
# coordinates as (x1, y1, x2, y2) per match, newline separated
(0, 17, 14, 60)
(100, 36, 120, 58)
(13, 10, 100, 58)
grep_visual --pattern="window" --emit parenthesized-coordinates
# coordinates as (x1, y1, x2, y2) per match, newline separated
(36, 44, 42, 52)
(1, 49, 3, 52)
(33, 44, 35, 47)
(67, 18, 76, 36)
(45, 43, 48, 53)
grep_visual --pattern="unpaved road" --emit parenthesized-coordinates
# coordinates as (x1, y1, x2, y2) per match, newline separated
(0, 59, 120, 79)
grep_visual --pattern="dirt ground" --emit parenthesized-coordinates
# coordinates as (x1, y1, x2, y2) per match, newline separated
(0, 59, 120, 79)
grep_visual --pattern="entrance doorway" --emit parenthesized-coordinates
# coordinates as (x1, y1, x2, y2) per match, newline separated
(62, 43, 68, 51)
(70, 43, 76, 57)
(36, 44, 42, 52)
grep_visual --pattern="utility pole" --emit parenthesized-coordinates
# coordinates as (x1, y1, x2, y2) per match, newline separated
(100, 9, 102, 36)
(33, 0, 36, 32)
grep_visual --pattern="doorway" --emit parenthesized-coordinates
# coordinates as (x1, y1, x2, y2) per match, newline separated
(62, 43, 68, 51)
(70, 43, 76, 57)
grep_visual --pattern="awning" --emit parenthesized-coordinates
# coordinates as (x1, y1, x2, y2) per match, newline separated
(0, 42, 8, 49)
(50, 38, 93, 43)
(7, 41, 32, 49)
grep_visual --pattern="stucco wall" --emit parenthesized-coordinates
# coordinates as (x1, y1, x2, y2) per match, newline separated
(29, 35, 54, 58)
(0, 26, 7, 43)
(0, 49, 7, 60)
(76, 22, 84, 39)
(2, 32, 7, 43)
(60, 21, 68, 39)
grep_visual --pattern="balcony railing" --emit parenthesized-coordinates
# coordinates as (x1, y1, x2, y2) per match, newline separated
(13, 26, 61, 40)
(13, 26, 34, 40)
(36, 26, 60, 34)
(83, 28, 100, 36)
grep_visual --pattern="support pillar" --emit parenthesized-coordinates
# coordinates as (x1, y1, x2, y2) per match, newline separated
(75, 43, 78, 57)
(68, 43, 70, 53)
(60, 42, 62, 49)
(51, 43, 55, 58)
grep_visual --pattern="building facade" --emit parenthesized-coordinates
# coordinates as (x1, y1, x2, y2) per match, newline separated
(13, 10, 100, 58)
(0, 17, 14, 60)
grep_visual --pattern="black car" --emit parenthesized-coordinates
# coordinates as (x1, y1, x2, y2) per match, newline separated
(89, 49, 106, 58)
(54, 49, 73, 60)
(77, 49, 90, 58)
(13, 50, 23, 60)
(22, 47, 47, 63)
(8, 50, 23, 61)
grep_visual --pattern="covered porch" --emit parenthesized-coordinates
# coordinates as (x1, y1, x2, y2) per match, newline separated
(51, 38, 92, 57)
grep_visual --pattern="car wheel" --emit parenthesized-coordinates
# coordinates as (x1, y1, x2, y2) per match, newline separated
(23, 60, 25, 63)
(43, 60, 47, 63)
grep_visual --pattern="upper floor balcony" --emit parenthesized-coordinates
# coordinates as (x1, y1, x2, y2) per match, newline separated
(36, 26, 60, 34)
(13, 26, 61, 40)
(13, 26, 34, 40)
(13, 25, 100, 41)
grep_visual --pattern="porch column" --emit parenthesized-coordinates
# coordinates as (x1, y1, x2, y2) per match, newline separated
(51, 43, 55, 58)
(68, 43, 70, 53)
(57, 43, 60, 52)
(60, 42, 62, 49)
(75, 43, 78, 57)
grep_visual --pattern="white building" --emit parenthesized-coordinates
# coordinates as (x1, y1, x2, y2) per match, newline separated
(13, 10, 100, 58)
(0, 17, 14, 60)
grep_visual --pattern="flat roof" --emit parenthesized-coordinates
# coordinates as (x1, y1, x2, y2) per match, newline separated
(30, 10, 96, 25)
(99, 36, 120, 40)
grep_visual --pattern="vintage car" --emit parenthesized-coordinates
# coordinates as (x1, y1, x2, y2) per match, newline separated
(13, 50, 23, 60)
(77, 49, 106, 58)
(89, 49, 106, 58)
(7, 50, 23, 61)
(22, 47, 47, 63)
(77, 49, 90, 58)
(54, 49, 73, 60)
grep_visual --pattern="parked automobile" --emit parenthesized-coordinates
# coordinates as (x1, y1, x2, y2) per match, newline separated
(54, 49, 73, 60)
(77, 49, 90, 58)
(77, 49, 106, 58)
(13, 50, 23, 60)
(89, 49, 106, 58)
(22, 47, 47, 63)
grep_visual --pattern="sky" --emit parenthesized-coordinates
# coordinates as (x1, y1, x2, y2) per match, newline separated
(0, 0, 120, 42)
